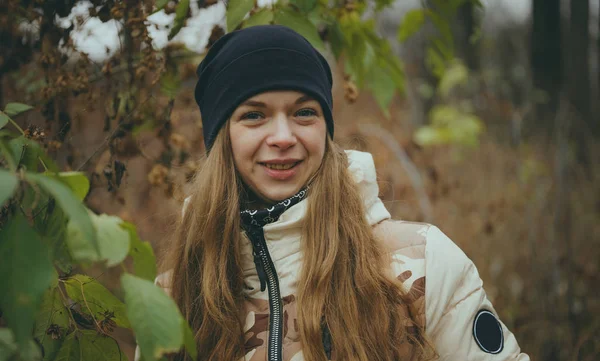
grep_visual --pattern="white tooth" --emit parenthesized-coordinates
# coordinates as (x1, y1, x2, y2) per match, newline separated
(266, 163, 295, 170)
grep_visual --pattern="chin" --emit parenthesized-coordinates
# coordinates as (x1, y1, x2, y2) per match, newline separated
(259, 185, 302, 203)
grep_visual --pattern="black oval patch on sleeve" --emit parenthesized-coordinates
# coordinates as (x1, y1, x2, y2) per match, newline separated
(472, 310, 504, 354)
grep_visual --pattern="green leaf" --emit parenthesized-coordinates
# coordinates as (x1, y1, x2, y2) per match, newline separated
(0, 329, 18, 361)
(31, 196, 71, 274)
(160, 69, 181, 99)
(428, 11, 453, 45)
(0, 112, 8, 129)
(79, 330, 126, 361)
(226, 0, 254, 32)
(426, 46, 447, 79)
(53, 332, 78, 361)
(9, 137, 31, 170)
(0, 328, 41, 361)
(55, 172, 90, 201)
(328, 23, 345, 59)
(26, 173, 97, 254)
(290, 0, 317, 13)
(64, 274, 130, 328)
(34, 287, 69, 361)
(431, 37, 454, 62)
(0, 170, 18, 207)
(168, 0, 190, 40)
(243, 8, 274, 28)
(0, 129, 20, 138)
(121, 222, 157, 282)
(414, 126, 448, 146)
(182, 320, 197, 360)
(416, 105, 484, 147)
(343, 32, 367, 87)
(66, 213, 130, 267)
(8, 137, 46, 172)
(4, 103, 33, 118)
(38, 151, 60, 173)
(153, 0, 169, 13)
(0, 213, 57, 347)
(438, 61, 468, 97)
(397, 9, 426, 42)
(0, 138, 17, 171)
(8, 136, 60, 173)
(122, 273, 192, 361)
(274, 8, 325, 51)
(383, 55, 405, 91)
(54, 330, 126, 361)
(366, 65, 396, 119)
(430, 104, 461, 126)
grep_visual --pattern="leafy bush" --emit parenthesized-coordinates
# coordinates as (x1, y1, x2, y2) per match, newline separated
(0, 103, 196, 361)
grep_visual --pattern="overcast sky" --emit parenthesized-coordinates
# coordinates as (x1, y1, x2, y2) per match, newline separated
(53, 0, 599, 62)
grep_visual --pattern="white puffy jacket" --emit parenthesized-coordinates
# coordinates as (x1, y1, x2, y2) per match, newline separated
(140, 150, 530, 361)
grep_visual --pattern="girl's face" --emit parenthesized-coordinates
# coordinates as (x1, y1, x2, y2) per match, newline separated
(229, 90, 327, 206)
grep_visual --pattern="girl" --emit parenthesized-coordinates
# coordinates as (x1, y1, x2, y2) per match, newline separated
(156, 25, 530, 361)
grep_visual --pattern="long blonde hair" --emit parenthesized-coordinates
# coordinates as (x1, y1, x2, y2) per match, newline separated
(162, 125, 436, 361)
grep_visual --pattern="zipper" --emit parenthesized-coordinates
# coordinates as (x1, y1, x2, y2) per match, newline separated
(254, 232, 283, 361)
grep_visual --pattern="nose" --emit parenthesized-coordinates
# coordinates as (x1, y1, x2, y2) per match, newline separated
(266, 114, 297, 150)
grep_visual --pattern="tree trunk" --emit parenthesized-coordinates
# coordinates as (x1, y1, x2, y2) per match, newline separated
(597, 3, 600, 136)
(456, 1, 479, 71)
(568, 0, 594, 168)
(568, 0, 591, 127)
(531, 0, 562, 116)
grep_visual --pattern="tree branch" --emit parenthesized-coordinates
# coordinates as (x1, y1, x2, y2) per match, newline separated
(357, 124, 433, 222)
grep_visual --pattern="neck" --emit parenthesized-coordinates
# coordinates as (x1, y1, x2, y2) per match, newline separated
(241, 187, 275, 211)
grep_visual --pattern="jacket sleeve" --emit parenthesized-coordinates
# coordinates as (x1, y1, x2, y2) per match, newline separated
(424, 226, 529, 361)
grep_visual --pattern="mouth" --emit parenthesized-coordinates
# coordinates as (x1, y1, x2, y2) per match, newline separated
(259, 160, 303, 180)
(260, 161, 301, 170)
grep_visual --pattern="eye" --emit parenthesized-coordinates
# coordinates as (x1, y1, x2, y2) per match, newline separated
(295, 108, 317, 118)
(240, 111, 264, 121)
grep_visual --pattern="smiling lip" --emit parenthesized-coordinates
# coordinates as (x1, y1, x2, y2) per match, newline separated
(260, 160, 302, 180)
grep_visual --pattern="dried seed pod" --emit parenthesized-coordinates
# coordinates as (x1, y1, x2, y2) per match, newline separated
(46, 324, 61, 340)
(148, 164, 169, 186)
(110, 6, 124, 19)
(169, 133, 190, 150)
(114, 160, 126, 187)
(207, 25, 225, 48)
(344, 78, 359, 103)
(47, 140, 63, 151)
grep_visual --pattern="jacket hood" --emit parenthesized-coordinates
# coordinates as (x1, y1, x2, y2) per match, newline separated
(346, 149, 391, 226)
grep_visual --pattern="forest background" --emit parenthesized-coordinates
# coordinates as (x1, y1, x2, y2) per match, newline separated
(1, 0, 599, 360)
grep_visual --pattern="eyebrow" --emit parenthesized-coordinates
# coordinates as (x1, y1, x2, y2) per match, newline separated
(241, 95, 315, 108)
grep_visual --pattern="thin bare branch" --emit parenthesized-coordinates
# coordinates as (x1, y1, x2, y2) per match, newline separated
(357, 124, 433, 222)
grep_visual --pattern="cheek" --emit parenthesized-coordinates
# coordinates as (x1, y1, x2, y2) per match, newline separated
(229, 127, 248, 175)
(307, 126, 327, 162)
(229, 126, 259, 181)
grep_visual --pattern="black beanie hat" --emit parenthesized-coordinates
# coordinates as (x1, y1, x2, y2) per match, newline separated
(194, 25, 334, 150)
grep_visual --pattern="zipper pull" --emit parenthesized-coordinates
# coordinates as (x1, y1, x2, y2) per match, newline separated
(253, 250, 268, 292)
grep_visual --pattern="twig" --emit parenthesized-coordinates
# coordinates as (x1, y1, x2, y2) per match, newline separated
(76, 278, 106, 334)
(357, 124, 433, 222)
(7, 116, 26, 135)
(56, 284, 80, 332)
(75, 95, 154, 171)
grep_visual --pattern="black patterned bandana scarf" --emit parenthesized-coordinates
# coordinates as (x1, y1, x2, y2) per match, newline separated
(240, 188, 308, 228)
